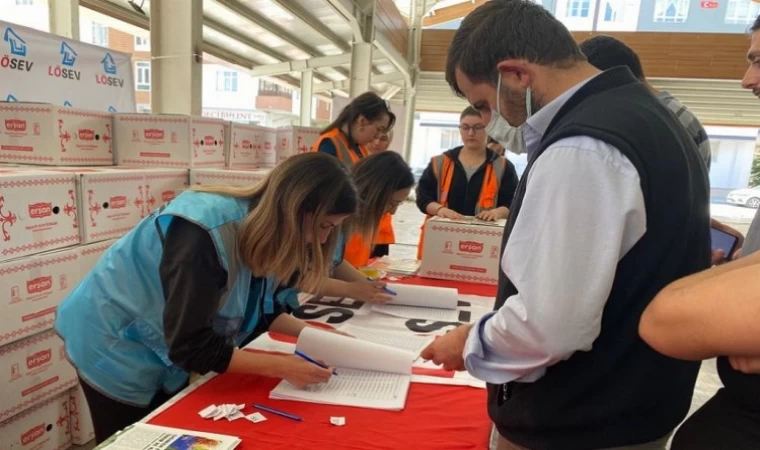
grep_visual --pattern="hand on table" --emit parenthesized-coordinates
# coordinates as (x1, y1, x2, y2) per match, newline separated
(273, 354, 333, 388)
(343, 280, 393, 303)
(476, 208, 507, 222)
(729, 356, 760, 374)
(420, 324, 472, 371)
(437, 207, 464, 220)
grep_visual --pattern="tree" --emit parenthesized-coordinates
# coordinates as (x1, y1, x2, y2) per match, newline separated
(751, 153, 760, 187)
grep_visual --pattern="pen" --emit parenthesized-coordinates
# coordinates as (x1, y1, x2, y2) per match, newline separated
(367, 277, 397, 296)
(252, 403, 302, 422)
(294, 350, 339, 375)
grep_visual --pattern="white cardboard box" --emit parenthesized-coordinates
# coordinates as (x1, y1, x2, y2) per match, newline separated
(419, 217, 505, 286)
(190, 168, 271, 187)
(0, 170, 80, 263)
(0, 330, 79, 422)
(0, 392, 71, 450)
(114, 114, 225, 168)
(49, 168, 187, 244)
(0, 103, 113, 166)
(276, 126, 320, 163)
(0, 247, 80, 347)
(69, 384, 93, 446)
(227, 123, 263, 169)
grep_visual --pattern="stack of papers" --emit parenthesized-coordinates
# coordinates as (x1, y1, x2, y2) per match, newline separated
(338, 324, 433, 358)
(371, 284, 460, 322)
(198, 404, 251, 422)
(100, 423, 241, 450)
(369, 256, 420, 276)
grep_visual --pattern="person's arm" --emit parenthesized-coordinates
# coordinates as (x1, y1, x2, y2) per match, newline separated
(498, 159, 519, 209)
(316, 137, 338, 157)
(307, 261, 391, 303)
(640, 254, 760, 360)
(463, 138, 647, 384)
(415, 161, 440, 215)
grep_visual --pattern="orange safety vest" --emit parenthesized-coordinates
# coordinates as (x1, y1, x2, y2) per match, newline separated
(375, 213, 395, 245)
(313, 128, 374, 267)
(417, 154, 507, 260)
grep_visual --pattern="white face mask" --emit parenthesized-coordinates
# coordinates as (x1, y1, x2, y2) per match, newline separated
(485, 74, 532, 155)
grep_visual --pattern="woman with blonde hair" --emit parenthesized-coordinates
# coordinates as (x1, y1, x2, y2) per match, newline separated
(55, 153, 356, 443)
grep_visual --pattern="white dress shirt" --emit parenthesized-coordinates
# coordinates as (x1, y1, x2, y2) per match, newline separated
(463, 78, 648, 384)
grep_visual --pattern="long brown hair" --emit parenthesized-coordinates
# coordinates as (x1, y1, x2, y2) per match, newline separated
(349, 151, 414, 240)
(321, 91, 396, 142)
(194, 153, 357, 292)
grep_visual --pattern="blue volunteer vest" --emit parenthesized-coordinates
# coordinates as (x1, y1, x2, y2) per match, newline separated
(55, 191, 276, 406)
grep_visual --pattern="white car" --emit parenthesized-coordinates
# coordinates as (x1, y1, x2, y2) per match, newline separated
(727, 185, 760, 209)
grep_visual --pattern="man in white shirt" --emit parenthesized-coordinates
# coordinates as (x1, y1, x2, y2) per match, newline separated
(421, 1, 711, 449)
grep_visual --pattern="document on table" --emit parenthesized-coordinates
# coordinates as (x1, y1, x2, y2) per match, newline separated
(269, 327, 414, 410)
(370, 284, 460, 321)
(372, 304, 459, 321)
(100, 423, 240, 450)
(338, 324, 434, 358)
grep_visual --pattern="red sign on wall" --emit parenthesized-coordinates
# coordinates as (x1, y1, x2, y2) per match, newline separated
(700, 1, 719, 8)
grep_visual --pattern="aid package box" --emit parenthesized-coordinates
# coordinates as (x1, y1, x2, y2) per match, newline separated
(276, 126, 320, 163)
(0, 102, 113, 166)
(0, 169, 80, 263)
(0, 392, 72, 450)
(419, 217, 506, 286)
(114, 114, 225, 168)
(226, 123, 278, 169)
(69, 383, 94, 445)
(190, 168, 271, 187)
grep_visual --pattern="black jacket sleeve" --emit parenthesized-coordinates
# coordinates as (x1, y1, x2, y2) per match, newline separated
(415, 160, 439, 214)
(159, 217, 234, 375)
(497, 159, 520, 209)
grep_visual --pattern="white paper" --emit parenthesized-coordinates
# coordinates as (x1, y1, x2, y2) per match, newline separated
(102, 423, 241, 450)
(227, 410, 245, 421)
(246, 412, 267, 424)
(385, 284, 459, 309)
(198, 405, 218, 419)
(296, 327, 413, 374)
(339, 324, 434, 357)
(270, 369, 411, 411)
(330, 417, 346, 426)
(372, 304, 459, 322)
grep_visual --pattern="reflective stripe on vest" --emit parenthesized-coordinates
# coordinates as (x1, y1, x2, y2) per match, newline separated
(430, 154, 507, 214)
(312, 128, 370, 167)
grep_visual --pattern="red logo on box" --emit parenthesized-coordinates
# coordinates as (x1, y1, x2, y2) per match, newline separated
(26, 349, 52, 369)
(110, 196, 127, 209)
(161, 190, 175, 202)
(204, 135, 215, 145)
(78, 129, 95, 141)
(21, 424, 46, 446)
(144, 129, 165, 140)
(28, 202, 53, 218)
(700, 0, 718, 8)
(264, 142, 272, 150)
(4, 119, 26, 132)
(242, 139, 252, 149)
(459, 241, 484, 253)
(27, 276, 52, 294)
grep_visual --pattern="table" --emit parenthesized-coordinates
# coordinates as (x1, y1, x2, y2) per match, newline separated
(145, 277, 497, 450)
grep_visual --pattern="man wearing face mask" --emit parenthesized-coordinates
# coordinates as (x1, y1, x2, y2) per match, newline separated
(420, 1, 710, 449)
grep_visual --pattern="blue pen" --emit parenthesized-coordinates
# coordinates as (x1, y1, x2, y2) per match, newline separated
(294, 350, 339, 375)
(367, 277, 397, 296)
(252, 403, 302, 422)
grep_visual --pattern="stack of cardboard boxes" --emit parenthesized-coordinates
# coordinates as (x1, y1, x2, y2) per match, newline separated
(0, 103, 322, 448)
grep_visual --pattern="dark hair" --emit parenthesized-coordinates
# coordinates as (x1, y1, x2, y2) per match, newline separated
(752, 15, 760, 32)
(350, 151, 414, 240)
(460, 106, 481, 120)
(579, 35, 645, 80)
(446, 0, 585, 97)
(321, 91, 397, 140)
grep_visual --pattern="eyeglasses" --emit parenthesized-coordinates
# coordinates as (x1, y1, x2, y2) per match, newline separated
(459, 124, 486, 133)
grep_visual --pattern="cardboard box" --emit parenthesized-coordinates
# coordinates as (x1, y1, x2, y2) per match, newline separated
(227, 123, 273, 169)
(47, 168, 187, 244)
(68, 384, 93, 446)
(276, 126, 320, 163)
(0, 170, 80, 263)
(0, 330, 79, 422)
(190, 168, 271, 187)
(419, 217, 505, 285)
(114, 114, 225, 168)
(0, 103, 113, 166)
(0, 247, 80, 347)
(0, 392, 71, 450)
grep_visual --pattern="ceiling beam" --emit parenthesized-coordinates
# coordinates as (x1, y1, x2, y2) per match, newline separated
(373, 34, 411, 84)
(325, 0, 366, 42)
(270, 0, 351, 52)
(313, 71, 405, 93)
(422, 0, 485, 28)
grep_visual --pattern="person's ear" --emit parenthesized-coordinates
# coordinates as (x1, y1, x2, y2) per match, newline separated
(496, 60, 533, 90)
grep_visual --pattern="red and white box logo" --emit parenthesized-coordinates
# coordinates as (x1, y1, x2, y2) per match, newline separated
(26, 349, 52, 370)
(144, 129, 165, 141)
(78, 129, 95, 141)
(28, 202, 53, 219)
(20, 423, 46, 446)
(26, 276, 53, 295)
(4, 119, 26, 132)
(459, 241, 484, 254)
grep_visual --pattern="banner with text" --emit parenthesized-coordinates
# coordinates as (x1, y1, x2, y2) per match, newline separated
(0, 21, 136, 112)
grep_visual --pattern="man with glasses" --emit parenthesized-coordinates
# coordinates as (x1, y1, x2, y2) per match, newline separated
(414, 106, 518, 259)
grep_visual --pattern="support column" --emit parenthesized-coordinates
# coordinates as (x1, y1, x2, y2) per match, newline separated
(349, 42, 373, 97)
(402, 0, 421, 163)
(300, 69, 314, 126)
(150, 0, 203, 115)
(402, 85, 416, 163)
(48, 0, 80, 40)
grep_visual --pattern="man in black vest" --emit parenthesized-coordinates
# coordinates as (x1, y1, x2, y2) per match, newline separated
(420, 1, 711, 449)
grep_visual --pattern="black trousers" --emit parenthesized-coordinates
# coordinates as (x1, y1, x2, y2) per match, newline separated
(80, 380, 181, 444)
(371, 244, 390, 258)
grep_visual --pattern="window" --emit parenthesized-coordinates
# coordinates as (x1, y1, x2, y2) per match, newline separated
(653, 0, 690, 23)
(134, 36, 150, 51)
(440, 128, 461, 151)
(725, 0, 760, 24)
(135, 61, 151, 91)
(137, 104, 151, 113)
(259, 80, 293, 98)
(91, 23, 108, 46)
(711, 141, 721, 164)
(216, 71, 238, 92)
(15, 0, 33, 5)
(566, 0, 591, 17)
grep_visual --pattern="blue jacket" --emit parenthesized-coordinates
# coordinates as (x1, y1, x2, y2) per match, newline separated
(56, 191, 276, 406)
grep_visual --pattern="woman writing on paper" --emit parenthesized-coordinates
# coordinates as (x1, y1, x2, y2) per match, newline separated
(56, 154, 355, 443)
(279, 151, 415, 306)
(415, 106, 519, 259)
